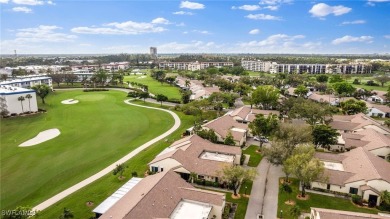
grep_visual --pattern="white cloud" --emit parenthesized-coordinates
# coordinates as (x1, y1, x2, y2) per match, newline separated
(249, 29, 260, 35)
(384, 35, 390, 39)
(239, 34, 305, 47)
(47, 0, 55, 5)
(173, 11, 194, 15)
(309, 3, 351, 18)
(0, 0, 9, 3)
(176, 22, 186, 27)
(332, 35, 373, 45)
(12, 6, 32, 13)
(71, 19, 168, 35)
(246, 13, 282, 20)
(180, 1, 205, 10)
(158, 41, 223, 53)
(367, 0, 390, 6)
(3, 25, 76, 44)
(12, 0, 43, 5)
(264, 5, 279, 10)
(193, 30, 211, 34)
(259, 0, 292, 10)
(232, 5, 261, 11)
(340, 20, 366, 25)
(151, 17, 170, 24)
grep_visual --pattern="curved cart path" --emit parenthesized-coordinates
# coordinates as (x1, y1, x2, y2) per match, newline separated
(33, 99, 181, 212)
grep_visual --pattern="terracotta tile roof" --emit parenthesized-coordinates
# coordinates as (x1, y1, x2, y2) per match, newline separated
(101, 170, 225, 219)
(150, 135, 241, 177)
(330, 113, 390, 133)
(230, 106, 251, 120)
(323, 169, 356, 186)
(311, 207, 387, 219)
(251, 109, 280, 116)
(329, 121, 361, 131)
(203, 115, 248, 141)
(353, 129, 390, 151)
(369, 104, 390, 113)
(344, 138, 370, 149)
(315, 152, 345, 162)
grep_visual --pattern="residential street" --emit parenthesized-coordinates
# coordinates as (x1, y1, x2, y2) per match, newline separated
(245, 157, 284, 219)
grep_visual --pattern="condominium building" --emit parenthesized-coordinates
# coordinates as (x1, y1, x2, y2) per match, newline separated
(0, 85, 38, 114)
(150, 47, 157, 57)
(0, 76, 53, 89)
(159, 61, 234, 71)
(241, 60, 273, 72)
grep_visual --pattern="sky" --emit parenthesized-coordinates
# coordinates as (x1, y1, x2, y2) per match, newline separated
(1, 0, 390, 54)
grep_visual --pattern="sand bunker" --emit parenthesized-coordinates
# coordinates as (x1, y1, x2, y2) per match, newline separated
(137, 76, 146, 79)
(61, 99, 79, 104)
(19, 129, 60, 147)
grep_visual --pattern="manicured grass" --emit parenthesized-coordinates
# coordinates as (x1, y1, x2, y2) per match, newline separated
(124, 73, 182, 100)
(239, 180, 253, 196)
(0, 90, 175, 210)
(243, 145, 263, 167)
(345, 77, 390, 92)
(226, 193, 250, 219)
(278, 178, 379, 219)
(34, 101, 195, 218)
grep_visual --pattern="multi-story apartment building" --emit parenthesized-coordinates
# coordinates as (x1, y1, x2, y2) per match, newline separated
(159, 61, 234, 71)
(241, 60, 273, 72)
(0, 75, 53, 89)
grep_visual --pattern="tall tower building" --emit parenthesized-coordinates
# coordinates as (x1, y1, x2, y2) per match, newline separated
(150, 47, 157, 58)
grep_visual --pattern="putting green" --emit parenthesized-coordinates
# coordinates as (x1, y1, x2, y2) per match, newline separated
(0, 90, 175, 210)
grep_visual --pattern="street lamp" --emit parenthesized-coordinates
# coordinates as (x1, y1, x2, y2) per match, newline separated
(280, 210, 283, 218)
(245, 186, 247, 195)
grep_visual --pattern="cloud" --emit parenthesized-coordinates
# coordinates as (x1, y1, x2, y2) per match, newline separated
(193, 30, 211, 34)
(232, 5, 261, 11)
(340, 20, 366, 25)
(47, 0, 55, 5)
(383, 35, 390, 39)
(249, 29, 260, 35)
(12, 6, 32, 13)
(173, 11, 194, 15)
(4, 25, 76, 44)
(0, 0, 9, 3)
(71, 18, 168, 35)
(12, 0, 44, 5)
(180, 1, 205, 10)
(264, 5, 279, 10)
(309, 3, 351, 18)
(246, 13, 282, 20)
(176, 22, 186, 27)
(158, 41, 223, 53)
(151, 17, 170, 24)
(367, 0, 390, 6)
(259, 0, 292, 10)
(332, 35, 373, 45)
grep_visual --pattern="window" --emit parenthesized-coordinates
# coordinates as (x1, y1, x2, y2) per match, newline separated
(151, 166, 158, 172)
(327, 184, 331, 190)
(349, 187, 358, 194)
(161, 168, 164, 172)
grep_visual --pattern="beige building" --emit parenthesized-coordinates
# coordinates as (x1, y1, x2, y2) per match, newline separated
(330, 113, 390, 135)
(310, 207, 387, 219)
(149, 135, 241, 182)
(98, 170, 226, 219)
(159, 61, 233, 71)
(203, 115, 248, 146)
(312, 147, 390, 206)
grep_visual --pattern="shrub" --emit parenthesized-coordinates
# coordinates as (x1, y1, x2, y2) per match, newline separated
(352, 78, 361, 84)
(352, 194, 363, 205)
(366, 80, 379, 86)
(168, 98, 181, 104)
(240, 154, 246, 165)
(222, 203, 232, 219)
(83, 88, 109, 92)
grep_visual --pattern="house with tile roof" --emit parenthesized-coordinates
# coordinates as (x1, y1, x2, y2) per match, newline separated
(330, 113, 390, 135)
(148, 135, 241, 183)
(229, 106, 280, 123)
(334, 129, 390, 159)
(202, 115, 248, 146)
(310, 207, 388, 219)
(98, 170, 226, 219)
(367, 104, 390, 118)
(311, 147, 390, 206)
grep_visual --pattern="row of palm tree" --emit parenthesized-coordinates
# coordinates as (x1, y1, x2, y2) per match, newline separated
(17, 94, 33, 113)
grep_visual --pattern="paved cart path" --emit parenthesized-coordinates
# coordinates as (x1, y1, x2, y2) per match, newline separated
(33, 99, 181, 212)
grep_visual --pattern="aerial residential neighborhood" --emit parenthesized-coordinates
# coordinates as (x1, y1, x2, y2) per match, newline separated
(1, 0, 390, 219)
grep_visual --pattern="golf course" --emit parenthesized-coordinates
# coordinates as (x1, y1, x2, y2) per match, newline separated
(0, 90, 175, 210)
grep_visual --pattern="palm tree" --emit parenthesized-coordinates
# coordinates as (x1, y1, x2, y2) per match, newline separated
(18, 96, 25, 113)
(185, 79, 190, 88)
(25, 94, 32, 112)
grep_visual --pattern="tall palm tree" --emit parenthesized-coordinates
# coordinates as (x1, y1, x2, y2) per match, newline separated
(185, 80, 190, 88)
(17, 96, 25, 113)
(25, 94, 32, 112)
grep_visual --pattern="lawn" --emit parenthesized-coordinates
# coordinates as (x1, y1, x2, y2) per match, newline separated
(34, 100, 195, 218)
(243, 145, 263, 167)
(124, 72, 182, 100)
(345, 76, 390, 92)
(278, 178, 379, 219)
(0, 90, 175, 210)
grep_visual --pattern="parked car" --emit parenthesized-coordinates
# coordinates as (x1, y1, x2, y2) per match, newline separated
(254, 136, 269, 143)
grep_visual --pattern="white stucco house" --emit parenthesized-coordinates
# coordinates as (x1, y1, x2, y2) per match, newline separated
(367, 104, 390, 118)
(0, 85, 38, 115)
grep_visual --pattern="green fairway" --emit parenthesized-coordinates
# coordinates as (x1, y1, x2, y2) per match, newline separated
(35, 100, 195, 218)
(0, 90, 175, 210)
(124, 73, 182, 100)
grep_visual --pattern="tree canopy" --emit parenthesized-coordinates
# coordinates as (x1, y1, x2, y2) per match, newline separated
(312, 124, 339, 149)
(340, 99, 368, 115)
(32, 84, 50, 104)
(252, 85, 280, 110)
(218, 165, 256, 196)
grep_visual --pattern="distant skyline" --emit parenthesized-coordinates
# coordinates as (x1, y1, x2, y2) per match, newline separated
(1, 0, 390, 54)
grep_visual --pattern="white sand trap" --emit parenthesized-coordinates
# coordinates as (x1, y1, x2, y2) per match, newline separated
(137, 76, 146, 79)
(19, 129, 60, 147)
(61, 99, 79, 104)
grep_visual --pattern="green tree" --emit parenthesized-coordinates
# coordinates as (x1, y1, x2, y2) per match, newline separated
(58, 208, 74, 219)
(0, 96, 9, 117)
(249, 113, 279, 148)
(316, 75, 328, 83)
(156, 94, 168, 106)
(312, 124, 339, 149)
(17, 96, 25, 113)
(252, 85, 280, 110)
(375, 75, 390, 87)
(113, 163, 128, 179)
(385, 120, 390, 128)
(155, 70, 166, 85)
(95, 69, 108, 86)
(218, 165, 256, 196)
(32, 84, 50, 104)
(284, 145, 325, 197)
(139, 92, 149, 103)
(329, 75, 344, 83)
(294, 85, 309, 97)
(224, 131, 236, 146)
(332, 82, 356, 96)
(25, 94, 32, 112)
(288, 99, 333, 125)
(185, 79, 191, 88)
(50, 73, 64, 87)
(340, 99, 368, 115)
(181, 90, 191, 104)
(234, 83, 251, 96)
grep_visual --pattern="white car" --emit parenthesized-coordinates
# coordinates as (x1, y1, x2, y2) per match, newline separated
(254, 136, 269, 143)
